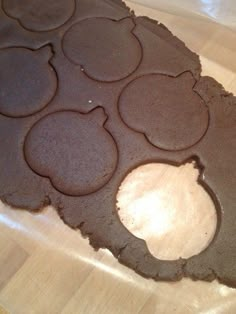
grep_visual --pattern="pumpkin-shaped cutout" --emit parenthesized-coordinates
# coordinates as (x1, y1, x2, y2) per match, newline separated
(0, 46, 57, 118)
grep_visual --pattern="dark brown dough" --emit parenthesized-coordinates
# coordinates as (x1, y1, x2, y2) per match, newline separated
(0, 46, 57, 117)
(135, 16, 200, 65)
(62, 18, 142, 82)
(2, 0, 76, 32)
(1, 0, 236, 288)
(119, 72, 209, 151)
(24, 108, 118, 196)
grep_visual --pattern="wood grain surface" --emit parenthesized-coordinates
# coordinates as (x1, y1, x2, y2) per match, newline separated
(1, 1, 236, 313)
